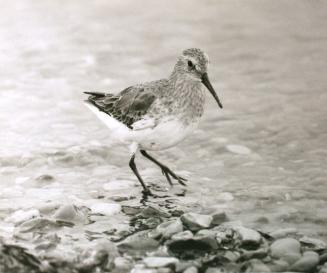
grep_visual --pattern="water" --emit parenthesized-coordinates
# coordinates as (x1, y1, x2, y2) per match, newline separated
(1, 0, 327, 245)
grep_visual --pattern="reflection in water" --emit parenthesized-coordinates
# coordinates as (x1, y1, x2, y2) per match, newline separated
(0, 0, 327, 242)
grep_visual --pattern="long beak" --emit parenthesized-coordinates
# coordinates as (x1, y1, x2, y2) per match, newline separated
(201, 72, 223, 109)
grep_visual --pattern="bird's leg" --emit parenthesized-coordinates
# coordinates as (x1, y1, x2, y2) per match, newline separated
(129, 154, 152, 195)
(140, 150, 187, 186)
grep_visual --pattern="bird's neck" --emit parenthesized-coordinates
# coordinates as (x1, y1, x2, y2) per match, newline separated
(167, 72, 206, 123)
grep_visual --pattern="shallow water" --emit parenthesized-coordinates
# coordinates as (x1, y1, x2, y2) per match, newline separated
(1, 0, 327, 250)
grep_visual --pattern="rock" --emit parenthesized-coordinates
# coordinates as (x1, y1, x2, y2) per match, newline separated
(319, 264, 327, 273)
(205, 267, 224, 273)
(194, 229, 218, 249)
(270, 238, 301, 260)
(140, 205, 171, 218)
(78, 239, 118, 272)
(224, 251, 240, 262)
(270, 228, 298, 239)
(181, 213, 212, 231)
(211, 212, 227, 226)
(143, 257, 179, 268)
(226, 144, 251, 155)
(267, 259, 289, 272)
(183, 266, 198, 273)
(215, 226, 237, 248)
(171, 230, 193, 241)
(320, 252, 327, 264)
(234, 226, 261, 249)
(299, 236, 327, 250)
(240, 248, 268, 260)
(118, 230, 159, 253)
(122, 205, 142, 216)
(150, 219, 184, 239)
(289, 251, 319, 272)
(53, 204, 80, 223)
(5, 209, 40, 224)
(131, 266, 158, 273)
(36, 174, 54, 182)
(90, 203, 121, 216)
(243, 259, 271, 272)
(114, 257, 133, 271)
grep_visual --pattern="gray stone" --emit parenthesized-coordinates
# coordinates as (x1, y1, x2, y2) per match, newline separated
(194, 229, 218, 249)
(289, 251, 319, 272)
(244, 259, 271, 272)
(143, 257, 179, 268)
(270, 238, 301, 260)
(118, 230, 159, 253)
(267, 259, 289, 272)
(140, 205, 171, 218)
(211, 212, 227, 226)
(150, 219, 183, 239)
(114, 257, 133, 271)
(319, 264, 327, 273)
(234, 226, 261, 249)
(183, 266, 198, 273)
(205, 267, 225, 273)
(171, 230, 193, 241)
(224, 251, 240, 262)
(299, 236, 327, 250)
(270, 228, 298, 239)
(131, 267, 157, 273)
(181, 213, 212, 231)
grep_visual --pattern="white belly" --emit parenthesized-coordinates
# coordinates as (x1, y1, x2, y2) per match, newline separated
(131, 118, 198, 151)
(85, 102, 199, 151)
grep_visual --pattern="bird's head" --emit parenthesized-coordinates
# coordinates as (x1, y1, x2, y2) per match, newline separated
(173, 48, 223, 109)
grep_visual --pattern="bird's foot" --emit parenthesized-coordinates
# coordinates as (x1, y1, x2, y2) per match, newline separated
(161, 166, 187, 186)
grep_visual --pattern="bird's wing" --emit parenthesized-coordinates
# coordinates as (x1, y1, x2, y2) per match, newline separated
(84, 81, 165, 129)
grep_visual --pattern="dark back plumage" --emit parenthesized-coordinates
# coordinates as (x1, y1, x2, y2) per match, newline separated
(84, 85, 156, 129)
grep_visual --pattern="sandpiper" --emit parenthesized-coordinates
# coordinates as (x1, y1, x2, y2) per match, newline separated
(84, 48, 223, 196)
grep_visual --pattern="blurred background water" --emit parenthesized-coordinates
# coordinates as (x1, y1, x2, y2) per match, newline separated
(1, 0, 327, 240)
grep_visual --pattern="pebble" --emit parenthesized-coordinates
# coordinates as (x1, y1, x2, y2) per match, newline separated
(270, 238, 301, 260)
(299, 236, 327, 250)
(194, 229, 218, 249)
(270, 228, 298, 239)
(143, 257, 179, 268)
(181, 213, 213, 231)
(90, 203, 121, 216)
(234, 226, 262, 249)
(183, 266, 198, 273)
(118, 230, 159, 253)
(171, 230, 194, 241)
(53, 204, 79, 221)
(267, 259, 289, 272)
(289, 251, 319, 272)
(5, 209, 40, 224)
(244, 259, 271, 272)
(205, 267, 224, 273)
(140, 205, 171, 218)
(226, 144, 252, 155)
(211, 212, 227, 226)
(216, 192, 234, 202)
(131, 268, 158, 273)
(150, 219, 184, 239)
(114, 257, 133, 271)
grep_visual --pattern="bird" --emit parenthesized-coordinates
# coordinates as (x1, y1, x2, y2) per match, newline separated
(84, 48, 223, 196)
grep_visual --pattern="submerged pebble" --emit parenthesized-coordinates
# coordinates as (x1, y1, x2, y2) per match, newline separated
(181, 213, 213, 231)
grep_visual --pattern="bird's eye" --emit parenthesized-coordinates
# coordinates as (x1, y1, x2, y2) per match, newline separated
(188, 60, 194, 68)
